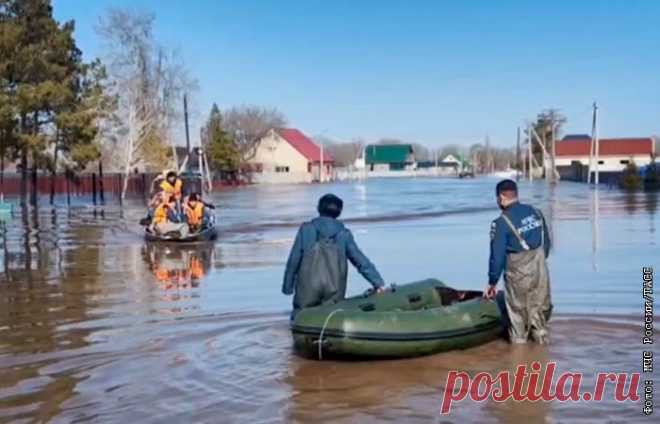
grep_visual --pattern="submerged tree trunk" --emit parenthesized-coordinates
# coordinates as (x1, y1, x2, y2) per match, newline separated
(50, 145, 58, 205)
(1, 146, 4, 202)
(20, 147, 28, 206)
(30, 152, 38, 206)
(98, 160, 105, 204)
(19, 114, 28, 205)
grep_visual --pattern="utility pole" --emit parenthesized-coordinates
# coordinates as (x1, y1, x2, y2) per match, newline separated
(593, 102, 599, 185)
(540, 126, 547, 179)
(485, 135, 494, 173)
(320, 143, 324, 183)
(588, 102, 599, 184)
(184, 94, 191, 157)
(549, 119, 558, 184)
(516, 126, 521, 181)
(527, 124, 533, 181)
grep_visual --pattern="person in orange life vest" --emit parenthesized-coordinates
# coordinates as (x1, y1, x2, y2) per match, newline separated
(140, 171, 181, 226)
(160, 171, 183, 201)
(184, 193, 210, 232)
(152, 194, 188, 237)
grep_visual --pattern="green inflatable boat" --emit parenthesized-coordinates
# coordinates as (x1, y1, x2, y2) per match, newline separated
(290, 279, 503, 359)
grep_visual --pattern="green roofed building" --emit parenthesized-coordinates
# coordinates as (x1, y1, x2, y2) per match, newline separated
(365, 144, 416, 171)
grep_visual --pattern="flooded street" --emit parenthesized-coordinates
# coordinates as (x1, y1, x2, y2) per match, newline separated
(0, 178, 658, 423)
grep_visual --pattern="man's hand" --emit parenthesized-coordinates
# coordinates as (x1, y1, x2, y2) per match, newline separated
(483, 284, 497, 300)
(376, 285, 387, 294)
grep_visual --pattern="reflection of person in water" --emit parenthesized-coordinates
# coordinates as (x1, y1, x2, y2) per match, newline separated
(485, 344, 551, 424)
(143, 243, 213, 290)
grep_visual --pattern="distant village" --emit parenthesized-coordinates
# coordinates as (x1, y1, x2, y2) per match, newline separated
(240, 126, 657, 187)
(244, 128, 471, 184)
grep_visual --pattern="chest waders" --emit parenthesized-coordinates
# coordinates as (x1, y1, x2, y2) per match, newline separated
(292, 230, 348, 316)
(500, 211, 552, 344)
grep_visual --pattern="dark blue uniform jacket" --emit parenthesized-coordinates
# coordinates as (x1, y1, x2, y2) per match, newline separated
(488, 202, 551, 285)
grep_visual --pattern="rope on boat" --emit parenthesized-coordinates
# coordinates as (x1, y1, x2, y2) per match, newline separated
(316, 308, 344, 360)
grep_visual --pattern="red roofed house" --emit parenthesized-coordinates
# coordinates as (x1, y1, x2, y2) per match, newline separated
(248, 128, 335, 184)
(555, 135, 655, 182)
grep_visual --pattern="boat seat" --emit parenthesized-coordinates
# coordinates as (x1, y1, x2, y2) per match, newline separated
(435, 286, 482, 306)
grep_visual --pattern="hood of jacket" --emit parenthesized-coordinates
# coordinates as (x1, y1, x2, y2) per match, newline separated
(310, 216, 346, 238)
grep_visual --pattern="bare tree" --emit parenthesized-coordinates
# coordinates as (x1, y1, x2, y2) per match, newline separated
(469, 143, 515, 172)
(439, 144, 462, 159)
(411, 143, 431, 161)
(222, 105, 287, 162)
(120, 78, 155, 199)
(316, 137, 364, 167)
(376, 138, 404, 145)
(96, 8, 197, 172)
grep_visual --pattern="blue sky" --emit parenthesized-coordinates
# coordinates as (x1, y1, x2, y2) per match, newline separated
(53, 0, 660, 148)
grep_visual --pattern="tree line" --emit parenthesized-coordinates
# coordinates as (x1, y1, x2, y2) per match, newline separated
(0, 0, 109, 202)
(0, 0, 288, 201)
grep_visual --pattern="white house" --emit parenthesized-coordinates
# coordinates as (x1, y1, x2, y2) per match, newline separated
(441, 154, 461, 166)
(555, 135, 655, 181)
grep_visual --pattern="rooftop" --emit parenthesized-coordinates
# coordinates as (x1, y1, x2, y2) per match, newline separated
(556, 136, 654, 156)
(276, 128, 334, 163)
(365, 144, 414, 164)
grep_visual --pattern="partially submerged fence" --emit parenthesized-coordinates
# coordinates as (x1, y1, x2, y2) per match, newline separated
(0, 172, 241, 204)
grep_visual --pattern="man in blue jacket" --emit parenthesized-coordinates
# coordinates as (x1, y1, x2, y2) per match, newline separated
(283, 194, 386, 318)
(484, 180, 552, 344)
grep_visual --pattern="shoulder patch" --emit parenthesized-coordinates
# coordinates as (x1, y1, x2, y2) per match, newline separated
(490, 221, 497, 240)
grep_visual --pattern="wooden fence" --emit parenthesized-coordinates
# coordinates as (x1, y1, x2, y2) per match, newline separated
(0, 172, 240, 204)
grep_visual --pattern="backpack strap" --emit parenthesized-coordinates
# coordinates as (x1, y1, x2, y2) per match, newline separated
(500, 212, 531, 251)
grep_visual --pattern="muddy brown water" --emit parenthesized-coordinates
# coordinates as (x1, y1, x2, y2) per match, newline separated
(0, 178, 658, 423)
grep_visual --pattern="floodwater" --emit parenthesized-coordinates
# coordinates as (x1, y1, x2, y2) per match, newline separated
(0, 177, 658, 423)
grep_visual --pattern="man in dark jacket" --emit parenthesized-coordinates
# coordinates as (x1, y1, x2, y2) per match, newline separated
(484, 180, 552, 344)
(283, 194, 386, 318)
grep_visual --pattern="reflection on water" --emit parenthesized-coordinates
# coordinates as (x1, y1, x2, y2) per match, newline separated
(285, 318, 645, 424)
(0, 178, 658, 423)
(591, 188, 599, 272)
(143, 243, 214, 291)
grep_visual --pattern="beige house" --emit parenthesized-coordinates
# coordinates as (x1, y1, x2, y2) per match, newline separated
(248, 128, 335, 184)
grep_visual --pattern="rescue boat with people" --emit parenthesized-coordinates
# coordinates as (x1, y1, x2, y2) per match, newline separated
(144, 215, 218, 243)
(142, 167, 218, 243)
(290, 279, 503, 359)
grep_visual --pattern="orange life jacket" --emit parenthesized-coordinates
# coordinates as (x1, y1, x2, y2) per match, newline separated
(190, 257, 204, 280)
(154, 267, 170, 282)
(153, 204, 169, 225)
(160, 179, 182, 199)
(185, 202, 205, 227)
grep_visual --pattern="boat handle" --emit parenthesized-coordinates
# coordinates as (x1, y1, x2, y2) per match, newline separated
(359, 303, 376, 312)
(407, 293, 422, 303)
